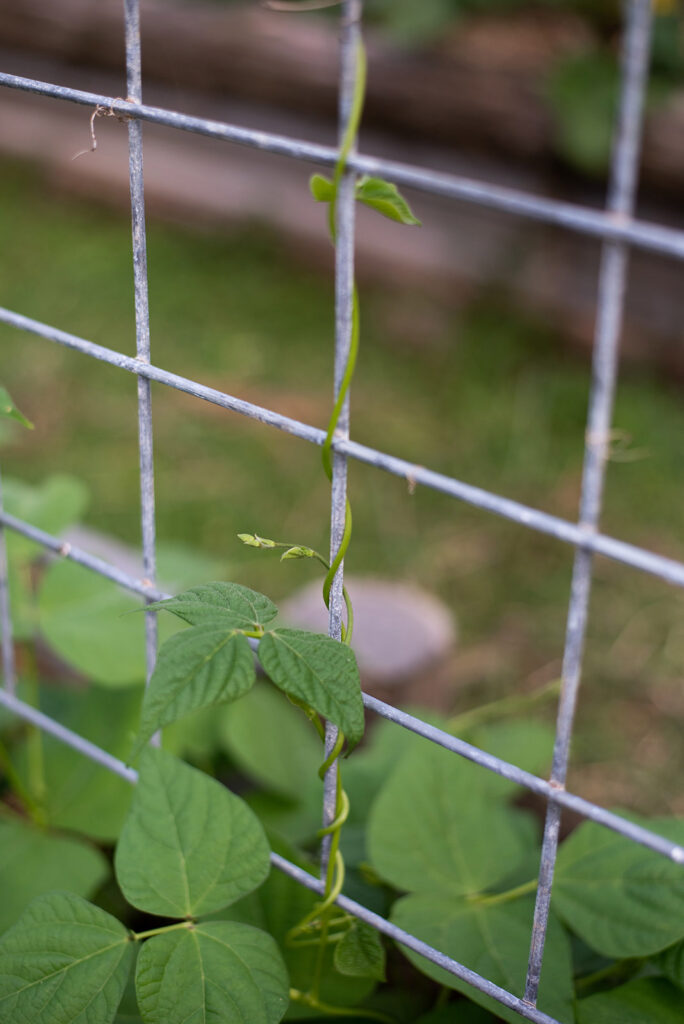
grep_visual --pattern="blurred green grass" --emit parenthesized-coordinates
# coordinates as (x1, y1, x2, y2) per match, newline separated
(1, 160, 683, 811)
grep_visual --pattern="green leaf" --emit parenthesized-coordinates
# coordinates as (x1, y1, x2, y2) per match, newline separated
(545, 52, 618, 175)
(131, 625, 255, 759)
(309, 174, 335, 203)
(355, 177, 421, 225)
(280, 545, 315, 561)
(0, 384, 33, 428)
(553, 817, 684, 957)
(135, 922, 288, 1024)
(1, 473, 90, 639)
(146, 581, 277, 630)
(0, 818, 109, 933)
(13, 686, 139, 841)
(367, 739, 535, 896)
(0, 891, 134, 1024)
(334, 920, 386, 982)
(392, 895, 573, 1024)
(38, 561, 179, 687)
(4, 473, 89, 553)
(37, 547, 224, 686)
(417, 1006, 497, 1024)
(218, 682, 321, 800)
(258, 628, 364, 749)
(115, 747, 270, 918)
(466, 719, 555, 799)
(576, 978, 684, 1024)
(657, 938, 684, 990)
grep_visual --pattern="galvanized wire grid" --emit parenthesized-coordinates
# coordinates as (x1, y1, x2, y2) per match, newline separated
(0, 1, 682, 1021)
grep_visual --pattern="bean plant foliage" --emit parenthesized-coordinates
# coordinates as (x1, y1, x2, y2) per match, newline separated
(0, 472, 684, 1024)
(2, 11, 684, 1024)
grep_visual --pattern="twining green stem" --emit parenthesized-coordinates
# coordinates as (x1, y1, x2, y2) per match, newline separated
(448, 678, 561, 734)
(467, 878, 538, 908)
(320, 38, 366, 640)
(239, 627, 265, 640)
(0, 738, 44, 824)
(131, 920, 194, 942)
(287, 851, 346, 944)
(318, 788, 350, 835)
(328, 39, 367, 243)
(304, 35, 366, 1009)
(319, 731, 346, 780)
(290, 988, 396, 1024)
(238, 538, 354, 643)
(23, 649, 46, 816)
(288, 931, 347, 948)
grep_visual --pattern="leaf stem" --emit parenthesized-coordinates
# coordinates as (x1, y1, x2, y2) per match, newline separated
(23, 650, 46, 818)
(574, 957, 646, 995)
(467, 878, 539, 907)
(131, 920, 194, 942)
(289, 988, 396, 1023)
(0, 738, 43, 823)
(448, 678, 561, 734)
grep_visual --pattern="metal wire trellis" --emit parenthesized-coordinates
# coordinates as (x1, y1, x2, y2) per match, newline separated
(0, 1, 682, 1022)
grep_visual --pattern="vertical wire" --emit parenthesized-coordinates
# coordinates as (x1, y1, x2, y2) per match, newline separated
(523, 0, 653, 1005)
(0, 469, 16, 694)
(123, 0, 158, 709)
(322, 0, 362, 867)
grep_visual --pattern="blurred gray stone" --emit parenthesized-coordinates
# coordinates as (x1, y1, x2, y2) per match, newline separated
(280, 577, 456, 687)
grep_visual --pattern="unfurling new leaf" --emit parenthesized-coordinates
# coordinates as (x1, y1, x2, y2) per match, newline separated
(355, 176, 421, 225)
(0, 384, 33, 429)
(309, 174, 336, 203)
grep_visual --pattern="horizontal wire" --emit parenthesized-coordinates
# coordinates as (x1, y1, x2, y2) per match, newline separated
(1, 72, 684, 260)
(0, 510, 681, 863)
(2, 305, 684, 590)
(0, 688, 139, 783)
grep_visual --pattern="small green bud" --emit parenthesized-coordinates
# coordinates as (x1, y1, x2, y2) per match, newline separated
(237, 533, 276, 549)
(237, 533, 260, 547)
(281, 545, 315, 561)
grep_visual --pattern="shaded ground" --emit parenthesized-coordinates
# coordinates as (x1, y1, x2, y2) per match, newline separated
(0, 160, 683, 814)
